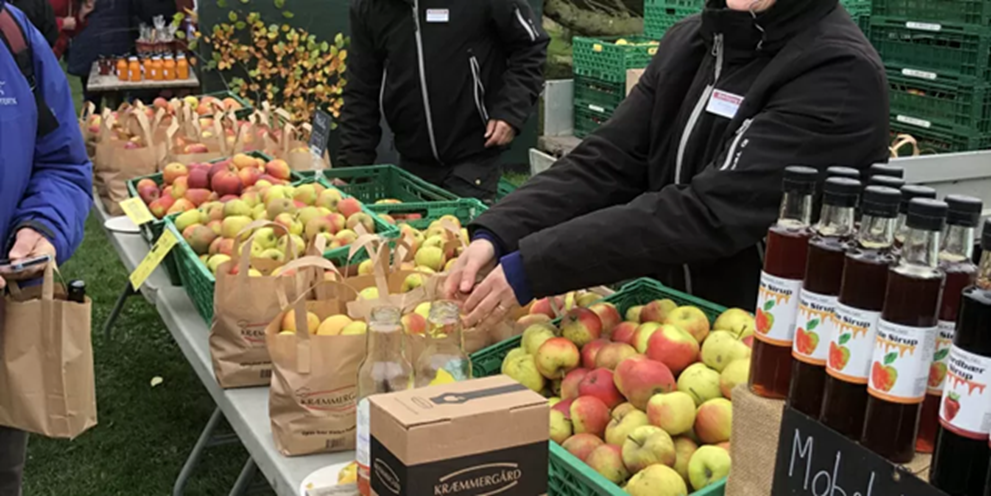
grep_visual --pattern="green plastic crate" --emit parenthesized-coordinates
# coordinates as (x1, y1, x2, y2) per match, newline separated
(318, 165, 459, 204)
(644, 4, 700, 39)
(870, 17, 991, 82)
(891, 120, 991, 153)
(574, 105, 613, 139)
(889, 72, 991, 132)
(643, 0, 704, 9)
(470, 277, 727, 496)
(496, 178, 517, 202)
(573, 36, 660, 84)
(366, 199, 487, 231)
(872, 0, 991, 28)
(574, 76, 627, 114)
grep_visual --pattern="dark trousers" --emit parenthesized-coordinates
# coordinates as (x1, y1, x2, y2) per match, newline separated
(400, 153, 502, 203)
(0, 427, 27, 496)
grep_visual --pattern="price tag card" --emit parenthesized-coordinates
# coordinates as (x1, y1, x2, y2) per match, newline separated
(308, 109, 333, 161)
(129, 228, 179, 290)
(772, 406, 948, 496)
(119, 197, 155, 226)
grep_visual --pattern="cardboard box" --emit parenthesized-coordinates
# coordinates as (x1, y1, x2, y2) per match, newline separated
(369, 376, 549, 496)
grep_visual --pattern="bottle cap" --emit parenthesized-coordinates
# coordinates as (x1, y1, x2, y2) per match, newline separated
(869, 163, 905, 179)
(826, 166, 860, 181)
(822, 178, 861, 207)
(861, 186, 901, 218)
(945, 195, 983, 228)
(982, 218, 991, 251)
(869, 175, 905, 189)
(783, 166, 818, 194)
(907, 198, 948, 232)
(899, 185, 937, 214)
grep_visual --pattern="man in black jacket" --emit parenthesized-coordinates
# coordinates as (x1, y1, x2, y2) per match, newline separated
(339, 0, 549, 200)
(449, 0, 889, 327)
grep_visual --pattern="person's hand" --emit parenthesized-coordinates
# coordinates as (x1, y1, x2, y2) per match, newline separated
(443, 239, 497, 300)
(463, 265, 518, 330)
(0, 229, 57, 289)
(484, 120, 516, 148)
(80, 0, 95, 20)
(60, 16, 77, 30)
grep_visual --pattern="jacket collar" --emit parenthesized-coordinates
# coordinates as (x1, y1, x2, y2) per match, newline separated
(700, 0, 838, 59)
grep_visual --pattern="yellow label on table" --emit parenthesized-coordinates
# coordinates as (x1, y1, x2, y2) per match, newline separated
(129, 229, 178, 290)
(119, 197, 155, 226)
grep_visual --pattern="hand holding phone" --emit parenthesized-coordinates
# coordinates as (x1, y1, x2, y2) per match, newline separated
(0, 229, 57, 289)
(0, 255, 53, 274)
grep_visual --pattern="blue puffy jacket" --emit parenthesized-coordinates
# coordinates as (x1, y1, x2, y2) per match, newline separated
(0, 0, 92, 264)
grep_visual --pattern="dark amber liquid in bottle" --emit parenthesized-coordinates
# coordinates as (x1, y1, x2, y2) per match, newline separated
(930, 286, 991, 496)
(930, 284, 991, 495)
(918, 263, 978, 453)
(788, 236, 848, 416)
(861, 269, 943, 463)
(750, 225, 811, 399)
(820, 249, 895, 438)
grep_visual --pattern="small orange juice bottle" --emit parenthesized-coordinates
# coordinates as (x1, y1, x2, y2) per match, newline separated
(150, 56, 163, 80)
(163, 55, 176, 80)
(117, 57, 128, 82)
(176, 54, 189, 79)
(128, 56, 141, 82)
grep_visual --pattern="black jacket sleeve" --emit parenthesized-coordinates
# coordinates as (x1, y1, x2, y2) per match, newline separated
(338, 0, 383, 167)
(486, 0, 549, 131)
(473, 45, 888, 298)
(13, 0, 57, 46)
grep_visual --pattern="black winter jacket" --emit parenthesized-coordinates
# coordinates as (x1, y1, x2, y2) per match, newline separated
(10, 0, 57, 46)
(339, 0, 549, 168)
(472, 0, 889, 310)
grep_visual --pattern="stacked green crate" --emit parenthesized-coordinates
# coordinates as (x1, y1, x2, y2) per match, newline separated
(870, 1, 991, 152)
(643, 0, 703, 40)
(572, 36, 659, 137)
(841, 0, 872, 35)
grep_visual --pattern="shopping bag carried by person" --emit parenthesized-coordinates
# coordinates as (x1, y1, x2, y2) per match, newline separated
(0, 264, 96, 439)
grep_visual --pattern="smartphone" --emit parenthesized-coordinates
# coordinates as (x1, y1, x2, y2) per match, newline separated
(0, 254, 52, 273)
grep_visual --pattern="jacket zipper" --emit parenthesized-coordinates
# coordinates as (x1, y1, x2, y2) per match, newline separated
(379, 66, 388, 117)
(412, 0, 442, 163)
(469, 52, 489, 125)
(514, 7, 537, 42)
(719, 118, 753, 171)
(676, 33, 724, 295)
(675, 33, 724, 185)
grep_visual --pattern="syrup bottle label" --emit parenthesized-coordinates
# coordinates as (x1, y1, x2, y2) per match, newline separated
(826, 302, 881, 384)
(867, 319, 937, 403)
(939, 346, 991, 440)
(792, 289, 835, 365)
(927, 320, 955, 395)
(755, 271, 802, 346)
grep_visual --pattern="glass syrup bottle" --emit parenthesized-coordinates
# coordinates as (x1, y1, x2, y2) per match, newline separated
(787, 177, 860, 416)
(356, 307, 413, 496)
(869, 175, 905, 191)
(867, 163, 904, 181)
(917, 195, 982, 454)
(861, 198, 948, 463)
(930, 219, 991, 495)
(819, 186, 901, 439)
(895, 185, 937, 248)
(414, 300, 472, 387)
(749, 166, 817, 399)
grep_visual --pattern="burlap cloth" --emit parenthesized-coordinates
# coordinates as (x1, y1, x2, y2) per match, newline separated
(726, 384, 931, 495)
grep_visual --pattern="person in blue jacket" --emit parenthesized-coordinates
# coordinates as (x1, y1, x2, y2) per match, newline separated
(0, 0, 92, 493)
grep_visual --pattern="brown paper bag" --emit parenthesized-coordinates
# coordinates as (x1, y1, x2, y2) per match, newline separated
(93, 110, 161, 215)
(283, 122, 331, 171)
(267, 277, 363, 456)
(165, 102, 229, 165)
(210, 220, 317, 389)
(78, 101, 98, 158)
(0, 265, 96, 439)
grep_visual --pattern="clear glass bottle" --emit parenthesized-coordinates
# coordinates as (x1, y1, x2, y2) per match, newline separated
(895, 185, 937, 247)
(415, 300, 472, 386)
(356, 307, 412, 496)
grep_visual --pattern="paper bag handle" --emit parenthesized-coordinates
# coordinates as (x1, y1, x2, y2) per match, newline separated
(232, 220, 297, 281)
(7, 263, 58, 301)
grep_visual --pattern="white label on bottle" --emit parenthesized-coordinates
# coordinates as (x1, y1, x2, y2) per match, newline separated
(940, 346, 991, 440)
(792, 289, 836, 365)
(754, 271, 803, 346)
(867, 319, 937, 403)
(827, 303, 882, 384)
(902, 68, 938, 80)
(906, 21, 942, 31)
(928, 320, 956, 394)
(356, 398, 371, 468)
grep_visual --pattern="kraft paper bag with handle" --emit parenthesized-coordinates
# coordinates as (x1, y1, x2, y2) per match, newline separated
(210, 220, 320, 389)
(78, 101, 98, 157)
(94, 109, 160, 215)
(165, 102, 230, 165)
(0, 264, 96, 439)
(890, 133, 921, 159)
(282, 122, 331, 171)
(266, 270, 363, 456)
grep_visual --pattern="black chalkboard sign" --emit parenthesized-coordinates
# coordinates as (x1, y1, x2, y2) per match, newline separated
(772, 406, 949, 496)
(308, 109, 333, 160)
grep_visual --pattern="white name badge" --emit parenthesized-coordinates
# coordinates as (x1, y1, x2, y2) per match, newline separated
(426, 9, 449, 23)
(706, 89, 744, 119)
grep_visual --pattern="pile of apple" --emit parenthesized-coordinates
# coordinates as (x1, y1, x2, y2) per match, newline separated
(277, 299, 437, 339)
(501, 297, 755, 495)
